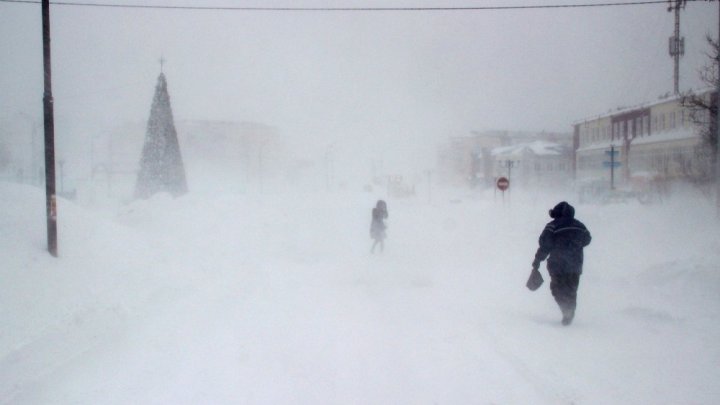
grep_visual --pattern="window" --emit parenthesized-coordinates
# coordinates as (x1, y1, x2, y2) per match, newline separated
(640, 117, 645, 134)
(670, 112, 676, 129)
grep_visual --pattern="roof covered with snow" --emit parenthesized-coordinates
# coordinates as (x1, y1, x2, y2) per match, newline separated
(576, 128, 698, 152)
(491, 140, 567, 157)
(572, 87, 715, 125)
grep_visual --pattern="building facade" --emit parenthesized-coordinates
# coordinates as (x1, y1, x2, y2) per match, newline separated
(574, 89, 712, 187)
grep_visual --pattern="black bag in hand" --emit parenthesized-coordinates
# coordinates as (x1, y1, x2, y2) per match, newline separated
(526, 269, 544, 291)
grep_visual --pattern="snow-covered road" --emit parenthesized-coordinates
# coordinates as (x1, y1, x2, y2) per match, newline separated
(2, 183, 719, 404)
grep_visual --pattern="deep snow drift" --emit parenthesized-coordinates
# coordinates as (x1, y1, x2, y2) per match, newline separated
(1, 181, 719, 404)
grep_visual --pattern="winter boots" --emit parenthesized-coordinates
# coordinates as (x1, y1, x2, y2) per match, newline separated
(561, 307, 575, 326)
(550, 273, 579, 326)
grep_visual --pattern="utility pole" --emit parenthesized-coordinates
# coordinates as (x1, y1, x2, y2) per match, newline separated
(668, 0, 686, 95)
(325, 143, 335, 192)
(610, 145, 616, 190)
(258, 140, 267, 194)
(503, 159, 515, 181)
(426, 169, 432, 203)
(716, 0, 720, 218)
(42, 0, 58, 257)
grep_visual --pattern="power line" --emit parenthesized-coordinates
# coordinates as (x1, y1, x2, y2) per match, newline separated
(0, 0, 705, 12)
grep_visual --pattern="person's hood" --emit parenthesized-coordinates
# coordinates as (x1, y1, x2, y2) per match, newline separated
(549, 201, 575, 219)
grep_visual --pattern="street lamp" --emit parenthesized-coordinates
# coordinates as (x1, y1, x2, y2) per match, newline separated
(501, 159, 517, 181)
(325, 143, 335, 191)
(17, 112, 40, 185)
(258, 139, 269, 194)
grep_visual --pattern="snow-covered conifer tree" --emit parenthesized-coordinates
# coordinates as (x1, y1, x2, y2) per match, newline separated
(134, 72, 187, 199)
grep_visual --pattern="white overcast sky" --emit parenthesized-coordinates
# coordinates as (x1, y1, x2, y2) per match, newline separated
(0, 0, 718, 176)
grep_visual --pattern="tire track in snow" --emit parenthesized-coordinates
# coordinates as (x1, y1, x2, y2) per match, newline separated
(474, 316, 581, 405)
(0, 306, 128, 404)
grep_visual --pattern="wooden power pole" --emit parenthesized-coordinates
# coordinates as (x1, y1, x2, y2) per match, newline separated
(42, 0, 58, 257)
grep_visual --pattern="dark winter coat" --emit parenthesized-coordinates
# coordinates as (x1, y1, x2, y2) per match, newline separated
(534, 202, 592, 275)
(370, 202, 388, 241)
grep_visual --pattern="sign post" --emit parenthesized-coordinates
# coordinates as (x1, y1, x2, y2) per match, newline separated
(496, 176, 510, 204)
(603, 146, 621, 190)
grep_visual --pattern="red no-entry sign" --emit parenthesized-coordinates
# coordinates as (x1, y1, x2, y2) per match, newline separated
(496, 177, 510, 191)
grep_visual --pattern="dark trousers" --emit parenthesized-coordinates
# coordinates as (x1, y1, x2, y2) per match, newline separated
(549, 273, 580, 313)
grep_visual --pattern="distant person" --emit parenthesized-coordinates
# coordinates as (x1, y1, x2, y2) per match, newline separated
(528, 201, 592, 326)
(370, 200, 388, 253)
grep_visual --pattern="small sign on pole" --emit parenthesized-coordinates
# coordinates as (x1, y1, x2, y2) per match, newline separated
(496, 176, 510, 191)
(496, 176, 510, 204)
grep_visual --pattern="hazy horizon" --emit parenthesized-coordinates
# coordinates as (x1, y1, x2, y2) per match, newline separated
(1, 0, 718, 184)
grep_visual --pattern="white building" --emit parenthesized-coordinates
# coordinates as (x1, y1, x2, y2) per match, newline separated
(490, 140, 572, 188)
(437, 130, 571, 188)
(574, 89, 711, 187)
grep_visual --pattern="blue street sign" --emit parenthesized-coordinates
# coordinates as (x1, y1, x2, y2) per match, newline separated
(603, 161, 621, 168)
(605, 150, 619, 156)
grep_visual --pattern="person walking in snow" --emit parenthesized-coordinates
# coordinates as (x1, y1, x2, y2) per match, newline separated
(370, 200, 388, 253)
(529, 201, 592, 326)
